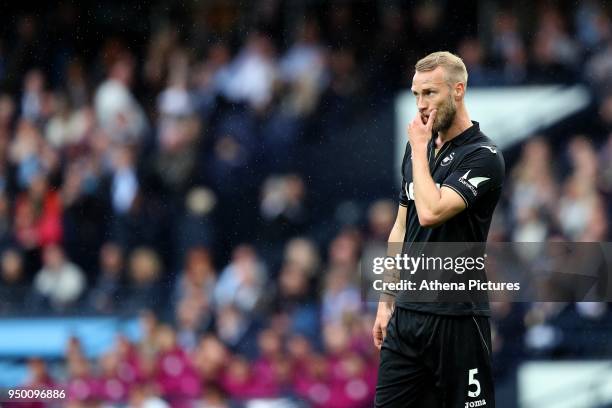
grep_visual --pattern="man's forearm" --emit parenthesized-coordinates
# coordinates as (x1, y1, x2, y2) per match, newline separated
(380, 224, 406, 301)
(388, 220, 406, 244)
(412, 144, 442, 222)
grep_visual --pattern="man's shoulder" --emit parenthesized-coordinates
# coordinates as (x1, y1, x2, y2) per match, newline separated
(451, 132, 505, 183)
(462, 133, 504, 162)
(467, 130, 499, 150)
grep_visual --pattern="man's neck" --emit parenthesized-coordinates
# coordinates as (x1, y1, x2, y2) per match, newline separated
(435, 111, 472, 147)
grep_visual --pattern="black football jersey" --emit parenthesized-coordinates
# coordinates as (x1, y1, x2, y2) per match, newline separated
(396, 121, 505, 315)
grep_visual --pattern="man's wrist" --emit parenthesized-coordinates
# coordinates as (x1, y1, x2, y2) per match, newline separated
(379, 292, 396, 303)
(410, 142, 428, 156)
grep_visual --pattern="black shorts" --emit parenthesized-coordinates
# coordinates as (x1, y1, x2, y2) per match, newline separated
(376, 307, 495, 408)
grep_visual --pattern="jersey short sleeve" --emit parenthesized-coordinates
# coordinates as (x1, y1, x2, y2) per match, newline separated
(399, 143, 411, 207)
(399, 180, 409, 206)
(442, 146, 504, 208)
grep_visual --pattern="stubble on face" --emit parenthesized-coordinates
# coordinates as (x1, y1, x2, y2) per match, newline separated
(432, 92, 456, 134)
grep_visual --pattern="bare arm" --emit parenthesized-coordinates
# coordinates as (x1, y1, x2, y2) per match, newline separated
(409, 110, 466, 228)
(373, 204, 406, 349)
(380, 205, 407, 300)
(411, 146, 466, 227)
(388, 204, 407, 243)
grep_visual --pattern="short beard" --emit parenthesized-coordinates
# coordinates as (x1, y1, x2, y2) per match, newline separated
(433, 94, 456, 134)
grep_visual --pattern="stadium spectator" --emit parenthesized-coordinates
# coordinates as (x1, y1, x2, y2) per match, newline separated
(574, 0, 612, 53)
(66, 355, 99, 403)
(219, 32, 279, 111)
(490, 10, 528, 84)
(173, 246, 216, 317)
(87, 241, 125, 313)
(94, 53, 148, 144)
(214, 244, 266, 313)
(0, 248, 27, 313)
(138, 309, 160, 359)
(154, 324, 201, 404)
(14, 171, 62, 253)
(279, 17, 328, 116)
(214, 304, 254, 353)
(21, 69, 46, 123)
(44, 92, 91, 150)
(124, 247, 164, 313)
(457, 37, 501, 86)
(174, 187, 217, 252)
(191, 42, 232, 117)
(175, 297, 206, 352)
(530, 5, 580, 83)
(321, 230, 362, 324)
(557, 136, 608, 241)
(509, 137, 558, 242)
(98, 351, 131, 403)
(31, 244, 85, 312)
(193, 334, 229, 393)
(250, 328, 288, 398)
(273, 260, 319, 342)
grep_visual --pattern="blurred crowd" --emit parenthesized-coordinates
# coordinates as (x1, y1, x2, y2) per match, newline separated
(8, 313, 378, 408)
(0, 0, 611, 407)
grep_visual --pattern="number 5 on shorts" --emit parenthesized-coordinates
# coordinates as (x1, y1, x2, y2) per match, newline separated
(468, 368, 481, 398)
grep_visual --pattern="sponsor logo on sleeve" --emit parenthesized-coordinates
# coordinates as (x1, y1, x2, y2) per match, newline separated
(458, 170, 489, 196)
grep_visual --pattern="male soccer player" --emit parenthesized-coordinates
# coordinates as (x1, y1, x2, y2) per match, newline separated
(372, 51, 505, 407)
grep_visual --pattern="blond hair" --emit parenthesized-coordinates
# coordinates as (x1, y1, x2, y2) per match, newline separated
(415, 51, 468, 86)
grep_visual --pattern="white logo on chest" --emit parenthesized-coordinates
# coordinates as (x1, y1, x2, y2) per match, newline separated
(441, 152, 455, 166)
(406, 181, 441, 200)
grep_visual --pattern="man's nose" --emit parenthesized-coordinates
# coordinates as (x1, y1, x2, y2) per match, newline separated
(417, 97, 427, 112)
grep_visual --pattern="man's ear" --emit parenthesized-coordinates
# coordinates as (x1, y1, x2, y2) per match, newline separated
(454, 82, 465, 99)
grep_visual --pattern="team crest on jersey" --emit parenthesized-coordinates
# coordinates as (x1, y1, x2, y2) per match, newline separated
(441, 152, 455, 166)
